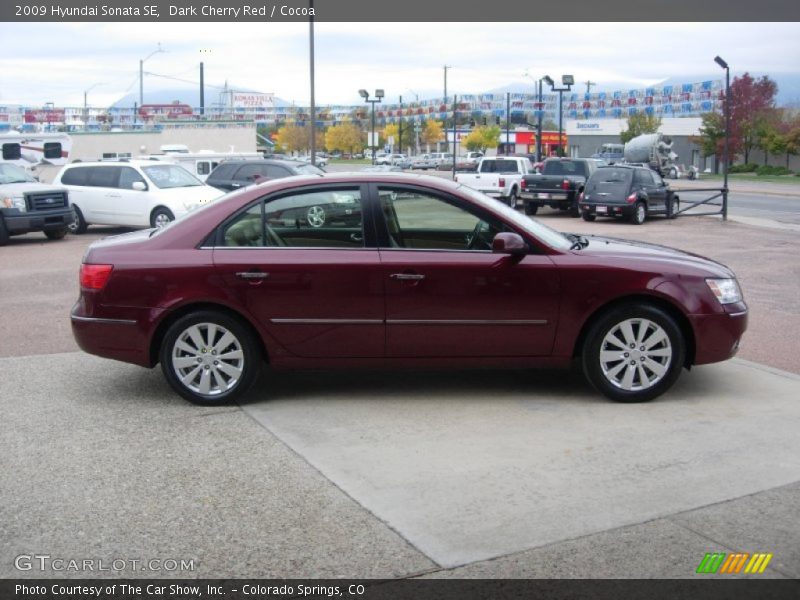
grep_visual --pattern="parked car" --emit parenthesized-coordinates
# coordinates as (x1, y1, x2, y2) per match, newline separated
(71, 173, 747, 406)
(519, 157, 601, 217)
(409, 154, 439, 170)
(0, 162, 74, 245)
(454, 156, 533, 206)
(579, 164, 680, 225)
(376, 153, 407, 166)
(206, 159, 324, 192)
(53, 160, 222, 232)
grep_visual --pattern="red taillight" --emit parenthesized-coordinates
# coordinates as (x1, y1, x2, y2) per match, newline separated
(561, 179, 570, 190)
(80, 264, 113, 290)
(498, 177, 506, 188)
(626, 193, 638, 204)
(520, 179, 526, 190)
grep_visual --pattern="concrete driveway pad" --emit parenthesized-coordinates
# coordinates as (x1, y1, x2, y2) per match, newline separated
(241, 359, 800, 568)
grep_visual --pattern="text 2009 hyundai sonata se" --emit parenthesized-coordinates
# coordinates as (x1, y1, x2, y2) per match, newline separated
(71, 173, 747, 405)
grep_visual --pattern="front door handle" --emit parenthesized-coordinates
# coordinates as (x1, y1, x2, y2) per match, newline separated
(236, 271, 269, 280)
(390, 273, 425, 281)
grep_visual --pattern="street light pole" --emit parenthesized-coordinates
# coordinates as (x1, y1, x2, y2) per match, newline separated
(139, 43, 164, 107)
(544, 74, 573, 157)
(359, 88, 384, 164)
(537, 79, 543, 162)
(398, 95, 403, 156)
(83, 82, 105, 127)
(715, 55, 730, 221)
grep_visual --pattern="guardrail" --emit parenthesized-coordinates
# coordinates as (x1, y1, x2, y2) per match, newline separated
(667, 187, 728, 220)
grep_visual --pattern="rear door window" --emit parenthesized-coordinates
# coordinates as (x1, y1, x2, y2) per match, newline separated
(88, 166, 121, 188)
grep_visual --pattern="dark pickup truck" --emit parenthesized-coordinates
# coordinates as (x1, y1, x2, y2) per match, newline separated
(519, 158, 601, 217)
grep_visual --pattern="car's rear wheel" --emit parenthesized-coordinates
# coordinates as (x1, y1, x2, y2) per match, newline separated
(151, 207, 175, 229)
(582, 303, 685, 403)
(630, 201, 646, 225)
(44, 228, 68, 240)
(69, 205, 88, 234)
(582, 211, 596, 222)
(306, 205, 326, 228)
(507, 189, 518, 208)
(160, 311, 262, 405)
(524, 203, 538, 216)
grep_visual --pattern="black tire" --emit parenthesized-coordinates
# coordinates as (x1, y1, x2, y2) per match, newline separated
(582, 303, 685, 403)
(582, 211, 596, 222)
(524, 203, 539, 216)
(45, 228, 68, 240)
(0, 217, 9, 246)
(69, 205, 88, 234)
(159, 310, 262, 405)
(669, 196, 680, 219)
(150, 207, 175, 229)
(630, 201, 646, 225)
(507, 188, 518, 208)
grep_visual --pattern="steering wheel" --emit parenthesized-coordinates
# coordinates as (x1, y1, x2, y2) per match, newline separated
(466, 220, 491, 250)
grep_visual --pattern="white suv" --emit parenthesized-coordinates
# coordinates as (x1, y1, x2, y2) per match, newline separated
(53, 160, 223, 232)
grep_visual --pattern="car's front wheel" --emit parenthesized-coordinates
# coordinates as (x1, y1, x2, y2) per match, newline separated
(44, 228, 68, 240)
(160, 311, 262, 405)
(582, 211, 596, 222)
(151, 207, 175, 229)
(306, 205, 326, 228)
(69, 205, 88, 234)
(582, 303, 685, 402)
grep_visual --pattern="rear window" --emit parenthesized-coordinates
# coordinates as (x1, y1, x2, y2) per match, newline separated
(479, 159, 521, 173)
(586, 168, 633, 192)
(542, 160, 587, 176)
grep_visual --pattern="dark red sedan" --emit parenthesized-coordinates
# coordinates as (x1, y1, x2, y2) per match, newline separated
(71, 173, 747, 405)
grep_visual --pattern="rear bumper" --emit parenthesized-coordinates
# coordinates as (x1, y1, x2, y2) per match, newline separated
(71, 301, 163, 368)
(580, 203, 633, 218)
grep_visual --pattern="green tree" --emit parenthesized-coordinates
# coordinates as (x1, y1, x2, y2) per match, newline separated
(462, 125, 500, 152)
(693, 112, 726, 174)
(620, 113, 663, 144)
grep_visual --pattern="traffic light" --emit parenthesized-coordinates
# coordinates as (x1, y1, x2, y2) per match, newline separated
(495, 116, 501, 125)
(482, 116, 487, 126)
(469, 119, 476, 127)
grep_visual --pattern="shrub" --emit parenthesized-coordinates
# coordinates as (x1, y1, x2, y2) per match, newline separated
(755, 165, 793, 176)
(728, 163, 758, 173)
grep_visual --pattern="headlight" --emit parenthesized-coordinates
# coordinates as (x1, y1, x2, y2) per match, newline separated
(706, 278, 743, 304)
(2, 196, 27, 212)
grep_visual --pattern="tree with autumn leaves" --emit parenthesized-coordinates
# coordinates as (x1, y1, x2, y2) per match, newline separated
(697, 72, 800, 169)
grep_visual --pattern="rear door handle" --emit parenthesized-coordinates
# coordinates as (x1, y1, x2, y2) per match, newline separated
(236, 271, 269, 280)
(390, 273, 425, 281)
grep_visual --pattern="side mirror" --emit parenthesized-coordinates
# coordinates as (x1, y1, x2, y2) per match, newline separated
(492, 232, 527, 256)
(132, 181, 147, 191)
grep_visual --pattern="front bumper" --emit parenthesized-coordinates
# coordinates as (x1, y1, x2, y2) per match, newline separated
(3, 208, 75, 234)
(690, 305, 748, 365)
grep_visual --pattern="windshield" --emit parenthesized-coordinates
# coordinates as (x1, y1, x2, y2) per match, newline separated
(293, 164, 325, 176)
(142, 164, 204, 189)
(456, 185, 572, 251)
(0, 163, 36, 184)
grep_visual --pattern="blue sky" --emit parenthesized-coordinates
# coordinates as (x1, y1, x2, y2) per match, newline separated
(1, 22, 799, 107)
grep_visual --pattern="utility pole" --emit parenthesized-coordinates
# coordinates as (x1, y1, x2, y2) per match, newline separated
(398, 95, 403, 155)
(585, 80, 596, 95)
(506, 92, 511, 155)
(309, 0, 316, 165)
(444, 65, 451, 152)
(199, 62, 205, 116)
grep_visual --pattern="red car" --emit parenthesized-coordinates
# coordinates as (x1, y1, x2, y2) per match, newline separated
(71, 173, 747, 405)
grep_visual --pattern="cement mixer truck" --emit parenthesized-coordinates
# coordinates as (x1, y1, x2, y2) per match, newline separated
(623, 133, 680, 178)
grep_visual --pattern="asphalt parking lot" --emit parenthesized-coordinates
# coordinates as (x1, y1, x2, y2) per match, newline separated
(2, 199, 800, 580)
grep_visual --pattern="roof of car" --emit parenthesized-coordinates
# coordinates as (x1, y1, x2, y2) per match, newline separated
(63, 159, 184, 168)
(212, 159, 312, 167)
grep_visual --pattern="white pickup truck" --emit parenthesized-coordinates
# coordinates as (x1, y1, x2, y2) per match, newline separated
(453, 156, 533, 207)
